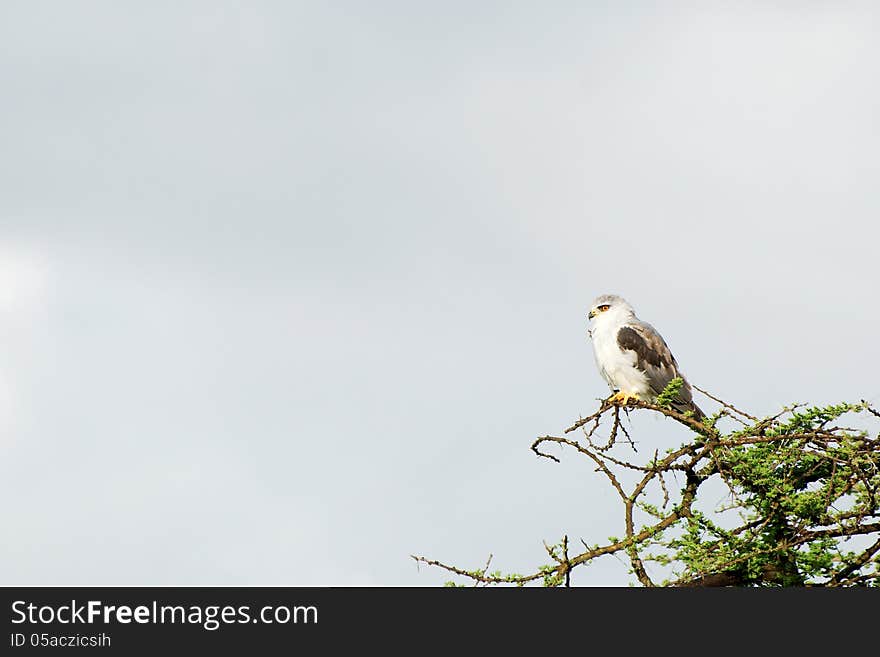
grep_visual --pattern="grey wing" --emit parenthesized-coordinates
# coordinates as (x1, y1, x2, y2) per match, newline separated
(616, 321, 704, 419)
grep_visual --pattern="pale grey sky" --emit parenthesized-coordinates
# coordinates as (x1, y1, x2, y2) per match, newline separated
(1, 2, 878, 586)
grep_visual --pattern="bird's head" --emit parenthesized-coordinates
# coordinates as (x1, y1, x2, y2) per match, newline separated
(588, 294, 635, 323)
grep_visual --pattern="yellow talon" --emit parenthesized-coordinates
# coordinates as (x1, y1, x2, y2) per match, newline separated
(610, 391, 640, 405)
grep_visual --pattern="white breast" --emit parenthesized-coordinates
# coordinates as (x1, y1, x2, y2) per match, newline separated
(590, 321, 652, 397)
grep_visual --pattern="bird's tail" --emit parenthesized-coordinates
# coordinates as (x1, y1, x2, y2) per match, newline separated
(671, 399, 705, 422)
(674, 379, 705, 423)
(689, 401, 705, 422)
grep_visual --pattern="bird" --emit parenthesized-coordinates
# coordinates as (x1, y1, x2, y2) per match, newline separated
(587, 294, 704, 421)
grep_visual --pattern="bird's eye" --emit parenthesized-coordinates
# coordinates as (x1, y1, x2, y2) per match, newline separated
(598, 304, 610, 312)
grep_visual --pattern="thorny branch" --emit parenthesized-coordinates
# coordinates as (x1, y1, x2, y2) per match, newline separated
(412, 391, 880, 587)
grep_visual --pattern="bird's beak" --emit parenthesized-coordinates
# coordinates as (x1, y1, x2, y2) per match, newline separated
(588, 310, 595, 320)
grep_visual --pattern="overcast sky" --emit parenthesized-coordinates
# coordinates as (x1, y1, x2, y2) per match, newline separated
(1, 2, 878, 586)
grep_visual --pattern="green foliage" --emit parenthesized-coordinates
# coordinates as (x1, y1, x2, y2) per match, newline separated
(655, 377, 684, 409)
(415, 397, 880, 587)
(539, 564, 565, 587)
(637, 402, 878, 586)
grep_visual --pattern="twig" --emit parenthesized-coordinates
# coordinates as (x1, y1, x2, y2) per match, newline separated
(694, 385, 758, 421)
